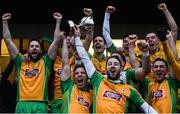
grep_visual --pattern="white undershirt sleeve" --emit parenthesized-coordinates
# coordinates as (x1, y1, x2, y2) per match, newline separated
(75, 36, 96, 78)
(102, 12, 113, 48)
(140, 102, 158, 114)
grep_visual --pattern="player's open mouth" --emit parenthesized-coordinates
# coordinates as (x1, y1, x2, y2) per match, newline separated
(156, 71, 162, 77)
(77, 79, 84, 83)
(149, 43, 154, 47)
(95, 45, 101, 49)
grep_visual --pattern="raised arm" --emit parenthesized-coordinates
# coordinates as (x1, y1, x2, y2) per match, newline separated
(161, 38, 180, 81)
(82, 29, 94, 52)
(134, 42, 150, 81)
(158, 3, 178, 41)
(102, 6, 116, 48)
(128, 34, 140, 69)
(158, 3, 178, 60)
(53, 12, 62, 40)
(82, 8, 94, 51)
(2, 13, 19, 59)
(48, 13, 63, 60)
(166, 31, 178, 60)
(156, 26, 180, 80)
(73, 25, 96, 78)
(61, 37, 71, 81)
(48, 31, 63, 60)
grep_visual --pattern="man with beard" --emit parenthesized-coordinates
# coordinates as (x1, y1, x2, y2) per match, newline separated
(73, 25, 157, 113)
(2, 13, 61, 113)
(59, 32, 92, 113)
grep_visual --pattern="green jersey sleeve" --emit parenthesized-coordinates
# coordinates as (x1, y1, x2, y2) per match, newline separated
(126, 69, 136, 83)
(14, 53, 23, 69)
(167, 76, 179, 91)
(129, 87, 145, 106)
(43, 54, 54, 69)
(107, 43, 117, 54)
(61, 78, 74, 94)
(90, 71, 104, 89)
(140, 78, 151, 101)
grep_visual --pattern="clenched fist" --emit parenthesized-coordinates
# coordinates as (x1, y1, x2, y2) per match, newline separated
(106, 6, 116, 13)
(83, 8, 93, 16)
(2, 13, 11, 21)
(53, 12, 63, 21)
(158, 3, 167, 11)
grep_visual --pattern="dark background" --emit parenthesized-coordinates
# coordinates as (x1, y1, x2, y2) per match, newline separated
(0, 0, 180, 39)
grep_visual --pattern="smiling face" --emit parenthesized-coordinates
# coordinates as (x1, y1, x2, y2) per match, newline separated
(28, 40, 42, 61)
(93, 36, 106, 54)
(152, 59, 167, 83)
(145, 32, 160, 52)
(74, 66, 88, 89)
(106, 57, 122, 80)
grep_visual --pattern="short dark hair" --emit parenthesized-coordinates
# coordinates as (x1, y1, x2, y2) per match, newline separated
(111, 52, 126, 65)
(74, 64, 86, 72)
(122, 33, 129, 40)
(28, 38, 42, 49)
(106, 55, 122, 67)
(145, 31, 157, 36)
(74, 64, 89, 80)
(152, 58, 168, 69)
(122, 32, 138, 40)
(93, 35, 107, 44)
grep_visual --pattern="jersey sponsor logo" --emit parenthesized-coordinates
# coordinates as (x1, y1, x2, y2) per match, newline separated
(25, 69, 40, 77)
(102, 90, 122, 101)
(56, 68, 62, 77)
(150, 89, 164, 100)
(77, 96, 90, 110)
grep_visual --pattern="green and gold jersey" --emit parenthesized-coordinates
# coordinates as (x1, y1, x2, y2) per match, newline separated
(15, 54, 53, 102)
(61, 79, 92, 113)
(141, 76, 179, 113)
(53, 55, 76, 100)
(53, 56, 63, 100)
(138, 48, 167, 81)
(90, 54, 107, 75)
(91, 71, 145, 113)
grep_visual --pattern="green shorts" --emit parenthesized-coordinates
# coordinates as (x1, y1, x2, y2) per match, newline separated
(176, 88, 180, 112)
(15, 101, 48, 113)
(50, 99, 62, 113)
